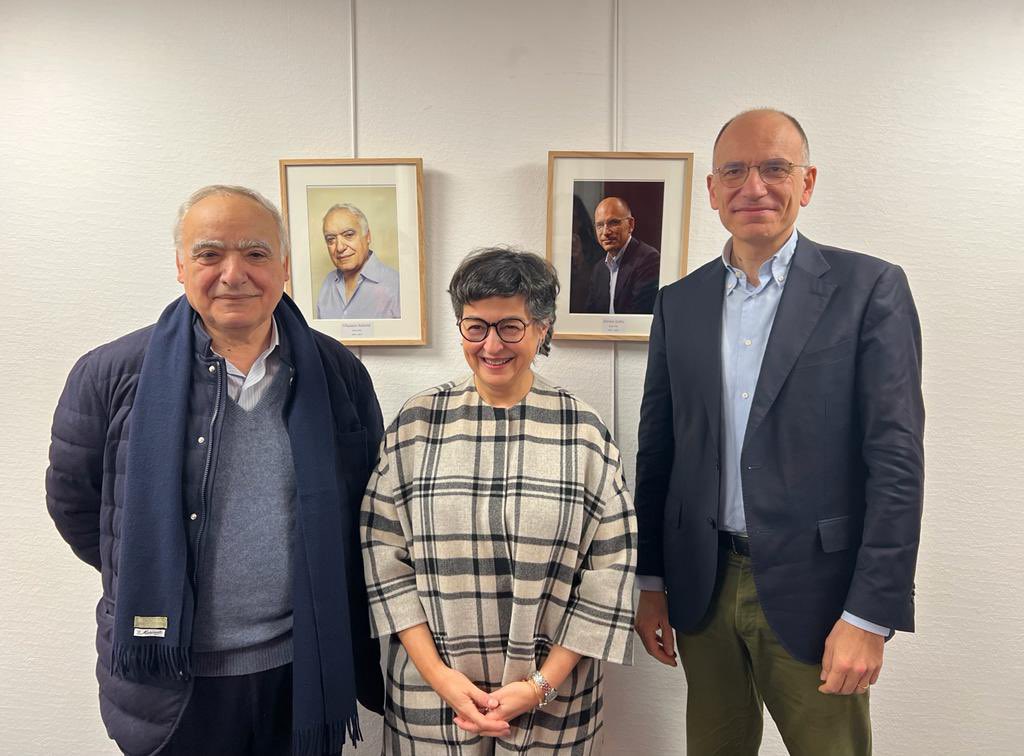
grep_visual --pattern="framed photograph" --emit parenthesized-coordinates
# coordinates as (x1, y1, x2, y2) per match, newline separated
(546, 151, 693, 341)
(280, 157, 426, 345)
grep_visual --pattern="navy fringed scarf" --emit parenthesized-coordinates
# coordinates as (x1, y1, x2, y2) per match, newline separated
(113, 294, 362, 754)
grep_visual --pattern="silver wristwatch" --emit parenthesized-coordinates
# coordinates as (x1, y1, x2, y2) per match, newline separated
(530, 670, 558, 707)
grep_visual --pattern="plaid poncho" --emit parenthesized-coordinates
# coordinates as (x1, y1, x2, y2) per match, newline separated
(361, 375, 636, 755)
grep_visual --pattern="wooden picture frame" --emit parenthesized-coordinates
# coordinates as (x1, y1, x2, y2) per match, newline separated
(546, 151, 693, 341)
(280, 157, 427, 345)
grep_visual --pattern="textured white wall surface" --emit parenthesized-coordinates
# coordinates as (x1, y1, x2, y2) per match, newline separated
(3, 0, 1022, 753)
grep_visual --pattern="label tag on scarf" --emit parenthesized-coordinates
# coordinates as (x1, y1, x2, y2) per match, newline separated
(133, 616, 168, 638)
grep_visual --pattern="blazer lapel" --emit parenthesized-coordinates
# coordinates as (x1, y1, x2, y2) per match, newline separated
(613, 237, 639, 303)
(744, 235, 836, 444)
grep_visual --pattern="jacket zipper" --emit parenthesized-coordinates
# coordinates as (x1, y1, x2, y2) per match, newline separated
(192, 357, 224, 583)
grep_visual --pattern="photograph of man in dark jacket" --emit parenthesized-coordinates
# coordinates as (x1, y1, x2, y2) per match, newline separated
(45, 184, 385, 756)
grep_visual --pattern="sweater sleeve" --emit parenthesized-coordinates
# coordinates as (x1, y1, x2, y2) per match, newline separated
(360, 421, 429, 637)
(553, 430, 637, 665)
(45, 352, 108, 570)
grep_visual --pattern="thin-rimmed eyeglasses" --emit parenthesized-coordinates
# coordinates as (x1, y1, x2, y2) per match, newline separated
(713, 159, 809, 188)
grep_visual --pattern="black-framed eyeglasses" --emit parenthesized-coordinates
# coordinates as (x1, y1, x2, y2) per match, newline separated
(458, 317, 532, 344)
(595, 216, 632, 231)
(713, 159, 809, 188)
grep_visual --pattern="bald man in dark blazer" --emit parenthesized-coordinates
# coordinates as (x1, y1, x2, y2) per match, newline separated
(585, 197, 661, 314)
(633, 109, 924, 756)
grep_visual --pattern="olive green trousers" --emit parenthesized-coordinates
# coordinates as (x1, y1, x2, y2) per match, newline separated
(678, 550, 871, 756)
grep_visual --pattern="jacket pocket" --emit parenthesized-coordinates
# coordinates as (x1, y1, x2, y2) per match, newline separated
(335, 427, 369, 473)
(818, 515, 851, 553)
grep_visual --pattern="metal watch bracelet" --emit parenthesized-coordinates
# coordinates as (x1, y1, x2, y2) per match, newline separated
(529, 670, 557, 708)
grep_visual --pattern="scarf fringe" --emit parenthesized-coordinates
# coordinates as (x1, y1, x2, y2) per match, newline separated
(111, 642, 192, 682)
(293, 713, 362, 756)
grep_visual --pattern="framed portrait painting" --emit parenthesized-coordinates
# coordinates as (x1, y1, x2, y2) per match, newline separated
(279, 157, 426, 345)
(546, 151, 693, 341)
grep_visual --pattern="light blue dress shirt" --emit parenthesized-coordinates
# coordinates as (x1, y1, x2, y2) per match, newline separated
(719, 231, 798, 533)
(640, 229, 888, 637)
(215, 317, 281, 411)
(603, 235, 632, 315)
(316, 252, 401, 319)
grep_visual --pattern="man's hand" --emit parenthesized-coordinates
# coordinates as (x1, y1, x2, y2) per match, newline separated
(430, 667, 509, 736)
(635, 590, 678, 667)
(481, 681, 538, 726)
(818, 618, 884, 695)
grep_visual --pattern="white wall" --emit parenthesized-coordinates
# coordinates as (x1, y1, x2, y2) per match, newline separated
(3, 1, 1022, 753)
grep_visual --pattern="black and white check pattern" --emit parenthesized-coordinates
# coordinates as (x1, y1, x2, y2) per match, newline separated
(361, 375, 636, 755)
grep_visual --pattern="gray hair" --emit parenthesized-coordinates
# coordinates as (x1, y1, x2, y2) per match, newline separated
(323, 203, 370, 236)
(714, 108, 811, 164)
(173, 184, 289, 260)
(448, 247, 559, 356)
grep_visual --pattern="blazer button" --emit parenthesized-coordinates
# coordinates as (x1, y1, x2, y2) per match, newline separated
(707, 517, 716, 529)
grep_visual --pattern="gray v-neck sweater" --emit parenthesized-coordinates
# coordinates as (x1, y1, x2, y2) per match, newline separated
(192, 368, 295, 676)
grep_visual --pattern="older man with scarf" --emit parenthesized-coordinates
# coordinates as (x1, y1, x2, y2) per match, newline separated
(45, 185, 385, 756)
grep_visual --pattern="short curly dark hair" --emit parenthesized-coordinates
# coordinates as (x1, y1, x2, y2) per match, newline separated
(447, 247, 560, 356)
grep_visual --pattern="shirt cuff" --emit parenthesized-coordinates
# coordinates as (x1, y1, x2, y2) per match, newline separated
(841, 611, 890, 637)
(637, 575, 665, 592)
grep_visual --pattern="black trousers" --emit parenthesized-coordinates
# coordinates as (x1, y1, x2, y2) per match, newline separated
(159, 663, 292, 755)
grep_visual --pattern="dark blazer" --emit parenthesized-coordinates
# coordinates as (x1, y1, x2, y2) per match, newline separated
(585, 236, 661, 314)
(634, 234, 924, 663)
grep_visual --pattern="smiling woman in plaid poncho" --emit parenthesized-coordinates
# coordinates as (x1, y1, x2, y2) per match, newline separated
(361, 248, 637, 755)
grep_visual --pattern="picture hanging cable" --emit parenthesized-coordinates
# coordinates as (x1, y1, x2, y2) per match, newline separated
(609, 0, 622, 438)
(611, 0, 622, 153)
(349, 0, 363, 362)
(349, 0, 359, 160)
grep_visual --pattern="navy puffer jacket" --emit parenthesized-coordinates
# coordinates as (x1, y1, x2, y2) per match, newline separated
(46, 317, 385, 755)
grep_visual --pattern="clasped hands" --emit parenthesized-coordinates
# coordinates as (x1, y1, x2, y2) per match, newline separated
(432, 667, 538, 736)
